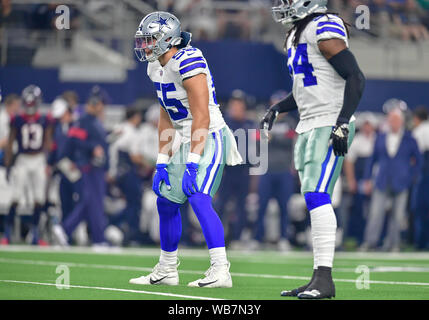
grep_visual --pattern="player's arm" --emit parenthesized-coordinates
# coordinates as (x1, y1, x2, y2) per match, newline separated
(152, 106, 175, 197)
(158, 107, 175, 158)
(4, 126, 16, 168)
(183, 73, 210, 157)
(318, 39, 365, 156)
(260, 93, 298, 130)
(181, 73, 210, 196)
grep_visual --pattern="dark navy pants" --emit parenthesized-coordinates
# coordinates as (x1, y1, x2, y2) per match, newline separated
(59, 175, 77, 221)
(255, 171, 293, 241)
(62, 167, 107, 244)
(215, 166, 250, 241)
(110, 170, 143, 242)
(413, 176, 429, 249)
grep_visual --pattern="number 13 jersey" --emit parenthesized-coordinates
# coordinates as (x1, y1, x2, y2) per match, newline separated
(286, 14, 355, 134)
(147, 46, 226, 144)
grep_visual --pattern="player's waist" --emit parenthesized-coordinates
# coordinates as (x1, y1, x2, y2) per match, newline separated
(19, 150, 44, 156)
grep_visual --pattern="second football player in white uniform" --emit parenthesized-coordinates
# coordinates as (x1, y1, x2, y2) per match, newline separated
(262, 0, 365, 299)
(129, 11, 242, 288)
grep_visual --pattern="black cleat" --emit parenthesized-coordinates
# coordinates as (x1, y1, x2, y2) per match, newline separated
(297, 266, 336, 299)
(281, 269, 318, 297)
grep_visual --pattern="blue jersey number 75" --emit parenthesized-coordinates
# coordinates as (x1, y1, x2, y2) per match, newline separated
(287, 44, 317, 87)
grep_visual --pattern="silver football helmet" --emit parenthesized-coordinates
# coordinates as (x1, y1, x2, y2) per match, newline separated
(134, 11, 182, 63)
(272, 0, 328, 25)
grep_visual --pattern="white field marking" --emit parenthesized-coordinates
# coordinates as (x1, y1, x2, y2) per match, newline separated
(0, 280, 224, 300)
(335, 266, 429, 273)
(2, 245, 429, 261)
(1, 257, 429, 287)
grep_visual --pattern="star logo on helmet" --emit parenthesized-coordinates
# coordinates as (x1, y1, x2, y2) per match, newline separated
(154, 16, 172, 30)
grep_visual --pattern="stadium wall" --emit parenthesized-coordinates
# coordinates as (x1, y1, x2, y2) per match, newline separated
(1, 41, 428, 110)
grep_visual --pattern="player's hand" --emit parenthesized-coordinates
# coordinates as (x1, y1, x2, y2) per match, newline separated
(152, 164, 171, 197)
(260, 106, 279, 131)
(330, 123, 349, 157)
(182, 162, 199, 197)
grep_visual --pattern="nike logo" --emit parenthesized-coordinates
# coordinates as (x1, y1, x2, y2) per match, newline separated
(150, 276, 167, 284)
(198, 280, 218, 287)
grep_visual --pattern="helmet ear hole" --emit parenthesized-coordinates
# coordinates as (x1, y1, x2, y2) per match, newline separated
(303, 1, 311, 7)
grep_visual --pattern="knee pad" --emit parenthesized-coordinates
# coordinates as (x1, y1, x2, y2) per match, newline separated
(304, 192, 331, 211)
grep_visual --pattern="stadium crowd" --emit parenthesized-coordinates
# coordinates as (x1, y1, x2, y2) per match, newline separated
(0, 86, 428, 252)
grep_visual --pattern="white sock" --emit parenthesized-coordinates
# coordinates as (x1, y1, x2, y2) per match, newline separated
(209, 247, 228, 266)
(159, 249, 178, 266)
(310, 204, 337, 268)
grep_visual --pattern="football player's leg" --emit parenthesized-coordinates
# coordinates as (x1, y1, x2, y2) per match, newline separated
(31, 158, 47, 245)
(298, 124, 355, 299)
(129, 196, 181, 286)
(86, 168, 108, 245)
(2, 165, 25, 244)
(281, 132, 316, 296)
(188, 129, 231, 288)
(130, 158, 184, 286)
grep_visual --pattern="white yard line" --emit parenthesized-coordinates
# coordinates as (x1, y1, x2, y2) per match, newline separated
(0, 280, 224, 300)
(2, 245, 429, 261)
(1, 257, 429, 287)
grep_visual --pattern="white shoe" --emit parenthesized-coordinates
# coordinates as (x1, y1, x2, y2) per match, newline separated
(52, 225, 69, 246)
(188, 262, 232, 288)
(129, 261, 179, 286)
(278, 238, 292, 252)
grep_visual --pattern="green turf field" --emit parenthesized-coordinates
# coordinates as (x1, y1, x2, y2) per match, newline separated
(0, 245, 428, 300)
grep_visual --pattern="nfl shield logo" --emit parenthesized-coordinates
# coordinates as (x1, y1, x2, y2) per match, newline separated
(160, 70, 163, 76)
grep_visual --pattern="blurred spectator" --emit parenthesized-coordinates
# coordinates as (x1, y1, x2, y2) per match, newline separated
(216, 0, 251, 40)
(389, 0, 429, 41)
(214, 89, 255, 246)
(108, 107, 145, 245)
(0, 93, 20, 160)
(61, 90, 80, 116)
(253, 90, 296, 251)
(0, 0, 12, 28)
(343, 112, 378, 245)
(52, 86, 110, 247)
(360, 107, 421, 251)
(174, 0, 218, 40)
(411, 105, 429, 249)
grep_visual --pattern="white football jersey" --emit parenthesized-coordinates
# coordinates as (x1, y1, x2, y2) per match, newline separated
(286, 14, 355, 134)
(147, 46, 226, 143)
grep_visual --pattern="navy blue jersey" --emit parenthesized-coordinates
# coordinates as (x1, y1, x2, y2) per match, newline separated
(10, 112, 53, 154)
(48, 119, 73, 166)
(61, 113, 109, 171)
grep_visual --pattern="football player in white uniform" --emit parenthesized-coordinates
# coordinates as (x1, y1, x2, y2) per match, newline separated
(128, 12, 242, 288)
(261, 0, 365, 299)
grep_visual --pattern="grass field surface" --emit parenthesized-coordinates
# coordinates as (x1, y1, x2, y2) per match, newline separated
(0, 245, 428, 300)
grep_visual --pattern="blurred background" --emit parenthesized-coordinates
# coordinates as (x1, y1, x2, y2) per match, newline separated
(0, 0, 428, 252)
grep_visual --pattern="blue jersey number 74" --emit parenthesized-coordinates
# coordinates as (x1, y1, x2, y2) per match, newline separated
(287, 44, 317, 87)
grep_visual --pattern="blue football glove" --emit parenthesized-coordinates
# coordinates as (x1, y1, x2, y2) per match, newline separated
(152, 164, 171, 198)
(182, 162, 199, 197)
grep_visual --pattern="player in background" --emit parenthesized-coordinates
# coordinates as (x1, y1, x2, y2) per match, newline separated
(0, 94, 21, 165)
(52, 86, 110, 247)
(47, 98, 76, 223)
(107, 107, 144, 245)
(129, 11, 242, 288)
(1, 85, 54, 245)
(261, 0, 365, 298)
